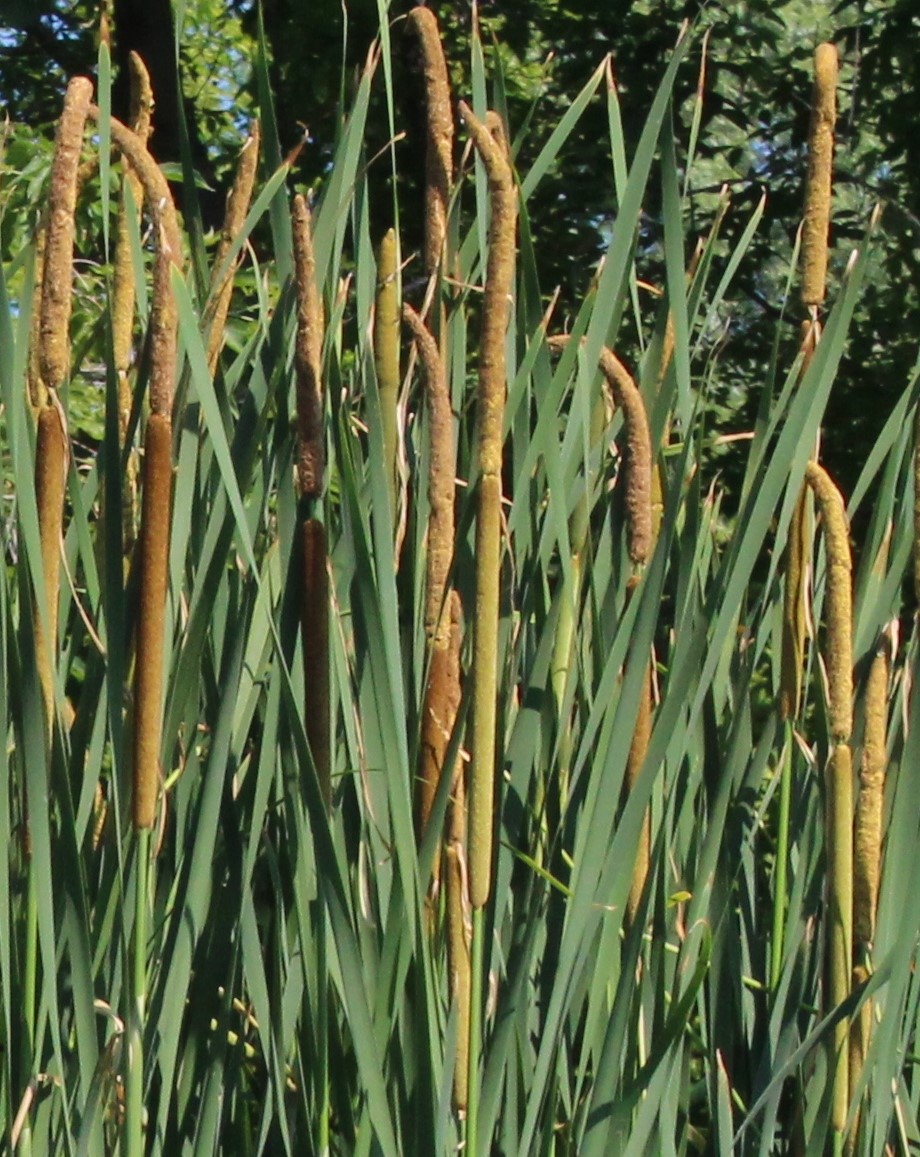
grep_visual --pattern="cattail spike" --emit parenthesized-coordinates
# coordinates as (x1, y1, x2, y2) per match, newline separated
(801, 43, 838, 309)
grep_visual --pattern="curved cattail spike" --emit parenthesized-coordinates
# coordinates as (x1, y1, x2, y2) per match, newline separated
(548, 335, 653, 567)
(291, 193, 325, 499)
(39, 76, 94, 399)
(801, 43, 838, 310)
(33, 399, 69, 733)
(403, 304, 458, 866)
(804, 461, 852, 742)
(406, 6, 453, 274)
(458, 101, 516, 914)
(207, 120, 261, 374)
(375, 229, 401, 518)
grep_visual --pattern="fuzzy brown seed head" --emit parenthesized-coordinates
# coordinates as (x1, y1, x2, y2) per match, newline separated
(292, 194, 325, 498)
(548, 335, 653, 567)
(34, 402, 68, 729)
(805, 461, 852, 741)
(133, 413, 173, 830)
(374, 228, 401, 517)
(801, 43, 838, 309)
(406, 7, 453, 274)
(38, 77, 93, 397)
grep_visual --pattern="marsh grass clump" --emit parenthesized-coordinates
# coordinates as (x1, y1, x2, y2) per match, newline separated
(3, 12, 919, 1157)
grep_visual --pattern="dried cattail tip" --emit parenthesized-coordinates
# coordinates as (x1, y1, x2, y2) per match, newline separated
(801, 43, 838, 310)
(406, 7, 453, 274)
(292, 194, 325, 499)
(805, 461, 852, 742)
(39, 76, 93, 397)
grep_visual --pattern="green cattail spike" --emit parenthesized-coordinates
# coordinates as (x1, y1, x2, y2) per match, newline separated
(780, 487, 811, 721)
(801, 43, 838, 310)
(854, 625, 891, 953)
(804, 461, 852, 743)
(458, 101, 516, 915)
(407, 6, 453, 275)
(375, 229, 401, 520)
(403, 303, 458, 854)
(207, 120, 261, 375)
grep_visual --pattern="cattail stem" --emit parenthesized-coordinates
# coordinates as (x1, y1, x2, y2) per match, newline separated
(375, 229, 401, 521)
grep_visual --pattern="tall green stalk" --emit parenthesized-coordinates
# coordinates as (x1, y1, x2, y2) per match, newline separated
(459, 102, 516, 1153)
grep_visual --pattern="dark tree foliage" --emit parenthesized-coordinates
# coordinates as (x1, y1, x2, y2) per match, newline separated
(1, 0, 918, 506)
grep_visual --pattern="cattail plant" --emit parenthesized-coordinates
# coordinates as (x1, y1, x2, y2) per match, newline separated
(111, 52, 153, 556)
(406, 6, 453, 278)
(458, 100, 516, 1149)
(801, 43, 837, 312)
(849, 624, 891, 1138)
(547, 336, 653, 924)
(375, 228, 401, 521)
(206, 119, 261, 375)
(86, 98, 182, 1157)
(804, 459, 853, 1140)
(292, 191, 331, 1151)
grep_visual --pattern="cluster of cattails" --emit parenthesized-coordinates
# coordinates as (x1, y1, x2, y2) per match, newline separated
(778, 43, 891, 1147)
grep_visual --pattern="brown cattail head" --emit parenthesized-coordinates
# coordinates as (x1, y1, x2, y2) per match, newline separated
(805, 462, 852, 742)
(34, 400, 69, 729)
(374, 228, 401, 517)
(801, 43, 838, 310)
(625, 656, 653, 930)
(292, 193, 325, 499)
(133, 412, 173, 830)
(38, 76, 93, 399)
(406, 7, 453, 274)
(207, 120, 261, 374)
(548, 336, 652, 567)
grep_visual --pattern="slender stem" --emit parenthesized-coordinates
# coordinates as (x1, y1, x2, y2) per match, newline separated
(127, 827, 150, 1157)
(770, 721, 793, 992)
(316, 899, 329, 1156)
(466, 906, 485, 1157)
(17, 864, 38, 1157)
